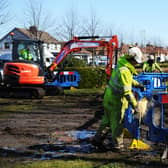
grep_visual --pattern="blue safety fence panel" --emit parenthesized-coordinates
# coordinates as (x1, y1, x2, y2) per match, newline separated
(124, 87, 144, 140)
(46, 71, 80, 88)
(124, 72, 168, 143)
(133, 72, 168, 98)
(124, 105, 140, 139)
(144, 92, 168, 143)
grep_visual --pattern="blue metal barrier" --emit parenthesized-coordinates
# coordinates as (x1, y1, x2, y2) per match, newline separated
(46, 71, 80, 88)
(145, 92, 168, 143)
(134, 72, 168, 98)
(124, 105, 140, 139)
(124, 87, 143, 140)
(124, 72, 168, 143)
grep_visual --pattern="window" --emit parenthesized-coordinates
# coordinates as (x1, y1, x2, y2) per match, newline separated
(4, 42, 10, 49)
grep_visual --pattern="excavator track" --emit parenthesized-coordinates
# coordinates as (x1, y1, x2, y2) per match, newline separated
(45, 85, 64, 96)
(0, 86, 45, 99)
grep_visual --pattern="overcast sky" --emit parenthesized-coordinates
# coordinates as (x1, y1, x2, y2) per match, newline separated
(1, 0, 168, 46)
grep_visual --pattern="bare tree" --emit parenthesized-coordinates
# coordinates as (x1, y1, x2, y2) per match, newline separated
(24, 0, 56, 40)
(54, 7, 81, 41)
(54, 7, 102, 41)
(81, 9, 101, 37)
(80, 9, 102, 65)
(0, 0, 9, 26)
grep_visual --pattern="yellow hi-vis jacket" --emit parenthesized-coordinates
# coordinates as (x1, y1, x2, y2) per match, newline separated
(142, 62, 162, 72)
(100, 55, 141, 142)
(19, 49, 33, 60)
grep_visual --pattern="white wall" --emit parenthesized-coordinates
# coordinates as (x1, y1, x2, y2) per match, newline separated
(43, 43, 61, 54)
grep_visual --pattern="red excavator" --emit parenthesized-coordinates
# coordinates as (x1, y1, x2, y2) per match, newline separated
(0, 35, 119, 98)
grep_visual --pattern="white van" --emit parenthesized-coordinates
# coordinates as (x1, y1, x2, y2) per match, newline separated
(43, 48, 55, 67)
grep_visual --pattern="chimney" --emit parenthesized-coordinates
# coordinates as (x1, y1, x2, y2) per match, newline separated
(29, 26, 38, 35)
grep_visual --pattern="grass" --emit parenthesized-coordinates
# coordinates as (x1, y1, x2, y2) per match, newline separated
(0, 159, 98, 168)
(0, 159, 132, 168)
(64, 88, 104, 95)
(0, 104, 34, 112)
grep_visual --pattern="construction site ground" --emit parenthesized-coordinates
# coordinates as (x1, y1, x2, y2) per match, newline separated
(0, 90, 168, 167)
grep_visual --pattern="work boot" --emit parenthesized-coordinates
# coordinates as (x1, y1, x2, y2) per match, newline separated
(113, 143, 125, 152)
(90, 132, 103, 147)
(90, 127, 110, 150)
(110, 141, 124, 152)
(111, 135, 125, 152)
(90, 137, 103, 147)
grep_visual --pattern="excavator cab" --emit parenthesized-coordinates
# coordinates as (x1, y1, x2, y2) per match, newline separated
(3, 39, 45, 86)
(12, 39, 43, 65)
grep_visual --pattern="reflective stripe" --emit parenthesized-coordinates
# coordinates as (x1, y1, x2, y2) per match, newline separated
(113, 78, 121, 88)
(108, 68, 124, 94)
(120, 67, 128, 72)
(110, 68, 122, 88)
(123, 85, 131, 92)
(129, 93, 135, 99)
(107, 65, 132, 95)
(108, 83, 123, 94)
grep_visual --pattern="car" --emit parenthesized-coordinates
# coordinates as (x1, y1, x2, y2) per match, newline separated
(0, 52, 12, 83)
(0, 52, 12, 61)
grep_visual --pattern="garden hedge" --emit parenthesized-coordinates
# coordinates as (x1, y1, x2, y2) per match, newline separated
(63, 62, 168, 89)
(64, 67, 107, 88)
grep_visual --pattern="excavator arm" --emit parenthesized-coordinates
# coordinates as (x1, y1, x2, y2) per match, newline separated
(48, 35, 118, 79)
(105, 35, 118, 78)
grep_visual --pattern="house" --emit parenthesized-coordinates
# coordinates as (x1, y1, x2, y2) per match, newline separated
(72, 49, 92, 64)
(0, 26, 62, 57)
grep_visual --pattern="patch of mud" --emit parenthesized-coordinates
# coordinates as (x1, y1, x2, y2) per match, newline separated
(0, 131, 96, 160)
(0, 94, 168, 167)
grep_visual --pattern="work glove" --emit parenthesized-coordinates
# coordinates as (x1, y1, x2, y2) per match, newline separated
(132, 106, 140, 119)
(138, 83, 146, 92)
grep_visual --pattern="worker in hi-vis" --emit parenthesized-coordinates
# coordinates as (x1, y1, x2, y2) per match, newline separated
(92, 46, 145, 151)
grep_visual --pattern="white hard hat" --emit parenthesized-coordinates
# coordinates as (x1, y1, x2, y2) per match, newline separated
(128, 47, 144, 63)
(149, 55, 154, 60)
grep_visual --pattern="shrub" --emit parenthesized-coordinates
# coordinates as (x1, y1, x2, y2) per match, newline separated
(58, 57, 88, 69)
(64, 66, 107, 88)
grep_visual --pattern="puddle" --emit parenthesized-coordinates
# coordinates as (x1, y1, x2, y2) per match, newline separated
(50, 130, 96, 143)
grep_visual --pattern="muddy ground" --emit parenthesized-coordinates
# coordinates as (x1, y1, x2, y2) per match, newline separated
(0, 92, 168, 167)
